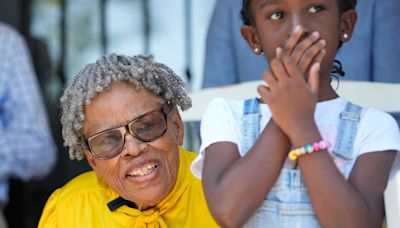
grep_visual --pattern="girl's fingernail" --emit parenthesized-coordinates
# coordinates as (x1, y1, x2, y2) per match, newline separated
(276, 47, 282, 57)
(312, 31, 319, 38)
(295, 25, 301, 33)
(315, 62, 320, 70)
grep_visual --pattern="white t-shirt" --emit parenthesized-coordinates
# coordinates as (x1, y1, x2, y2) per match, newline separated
(191, 97, 400, 179)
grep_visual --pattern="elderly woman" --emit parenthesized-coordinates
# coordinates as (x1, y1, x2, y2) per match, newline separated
(38, 54, 217, 227)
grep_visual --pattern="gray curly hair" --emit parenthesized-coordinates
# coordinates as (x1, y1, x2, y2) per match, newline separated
(60, 53, 192, 160)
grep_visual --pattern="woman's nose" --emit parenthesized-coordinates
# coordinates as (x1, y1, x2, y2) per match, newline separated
(120, 133, 146, 158)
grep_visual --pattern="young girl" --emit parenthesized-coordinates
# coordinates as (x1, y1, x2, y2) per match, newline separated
(191, 0, 400, 227)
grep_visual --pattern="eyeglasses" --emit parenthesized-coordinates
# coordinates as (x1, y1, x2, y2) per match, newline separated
(84, 106, 173, 159)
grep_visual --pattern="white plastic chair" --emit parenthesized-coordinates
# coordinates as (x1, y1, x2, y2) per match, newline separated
(182, 80, 400, 227)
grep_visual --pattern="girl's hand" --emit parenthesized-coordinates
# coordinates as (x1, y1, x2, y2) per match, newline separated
(284, 25, 326, 76)
(258, 29, 326, 147)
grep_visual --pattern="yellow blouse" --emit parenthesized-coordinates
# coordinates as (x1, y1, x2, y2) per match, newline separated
(38, 148, 217, 228)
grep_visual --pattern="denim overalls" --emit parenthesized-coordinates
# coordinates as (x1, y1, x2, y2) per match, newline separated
(241, 98, 362, 228)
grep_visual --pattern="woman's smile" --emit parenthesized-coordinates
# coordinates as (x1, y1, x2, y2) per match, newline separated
(125, 161, 160, 182)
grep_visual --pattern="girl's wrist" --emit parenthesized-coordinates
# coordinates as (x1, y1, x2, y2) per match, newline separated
(287, 121, 321, 148)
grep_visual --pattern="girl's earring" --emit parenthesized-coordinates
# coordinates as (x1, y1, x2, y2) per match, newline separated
(254, 47, 262, 55)
(343, 33, 349, 39)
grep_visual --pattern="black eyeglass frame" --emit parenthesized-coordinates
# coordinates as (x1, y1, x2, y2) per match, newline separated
(82, 105, 174, 160)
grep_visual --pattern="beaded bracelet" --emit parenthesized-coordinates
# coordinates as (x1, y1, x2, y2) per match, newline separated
(288, 140, 331, 161)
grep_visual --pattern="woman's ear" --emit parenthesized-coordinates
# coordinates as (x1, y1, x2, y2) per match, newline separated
(241, 25, 263, 55)
(340, 9, 358, 42)
(84, 149, 97, 170)
(172, 111, 184, 146)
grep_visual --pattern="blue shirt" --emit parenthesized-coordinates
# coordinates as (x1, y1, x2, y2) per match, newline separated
(0, 22, 56, 205)
(202, 0, 400, 88)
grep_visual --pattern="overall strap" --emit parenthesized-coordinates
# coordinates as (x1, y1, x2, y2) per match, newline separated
(241, 98, 261, 156)
(333, 101, 363, 160)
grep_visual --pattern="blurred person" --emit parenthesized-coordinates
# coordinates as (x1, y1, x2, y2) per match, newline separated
(38, 54, 217, 227)
(202, 0, 267, 89)
(0, 22, 57, 228)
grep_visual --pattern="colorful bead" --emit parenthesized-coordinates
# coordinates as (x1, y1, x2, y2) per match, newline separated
(312, 143, 320, 151)
(289, 152, 298, 161)
(294, 149, 302, 156)
(319, 141, 327, 149)
(306, 144, 313, 153)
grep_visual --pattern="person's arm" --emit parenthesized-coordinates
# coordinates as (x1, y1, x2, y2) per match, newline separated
(297, 108, 400, 227)
(0, 26, 56, 181)
(300, 149, 395, 227)
(288, 107, 396, 227)
(202, 120, 289, 228)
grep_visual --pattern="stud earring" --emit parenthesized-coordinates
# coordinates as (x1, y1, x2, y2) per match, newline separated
(343, 33, 349, 39)
(254, 47, 263, 55)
